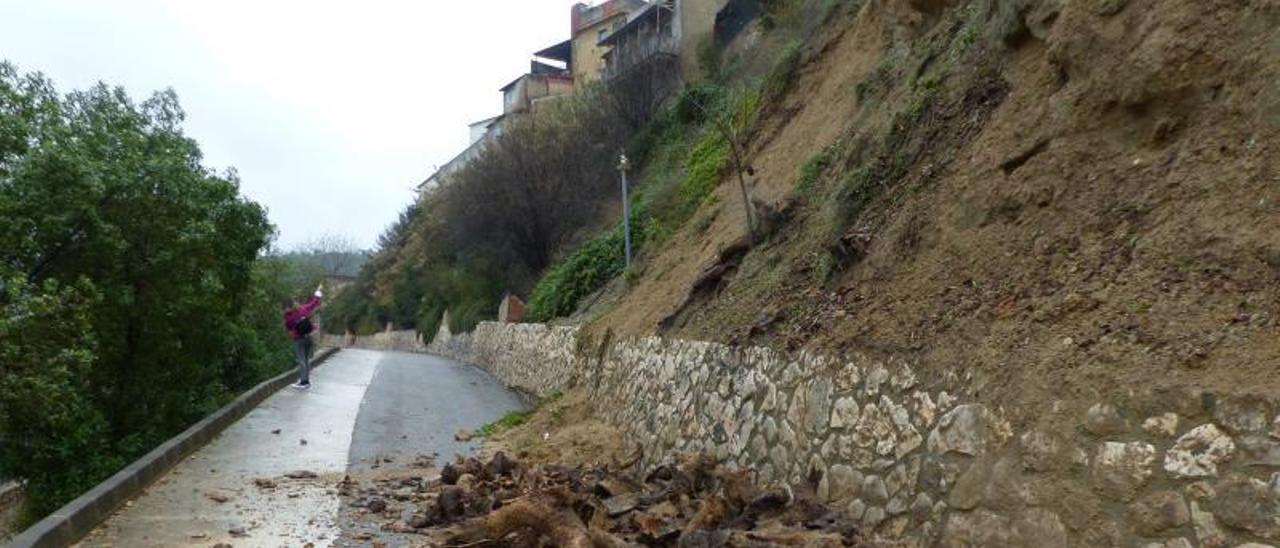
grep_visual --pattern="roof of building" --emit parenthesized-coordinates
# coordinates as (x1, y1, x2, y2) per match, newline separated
(572, 0, 648, 34)
(499, 71, 574, 93)
(534, 39, 573, 63)
(419, 115, 505, 189)
(599, 0, 675, 46)
(468, 115, 503, 130)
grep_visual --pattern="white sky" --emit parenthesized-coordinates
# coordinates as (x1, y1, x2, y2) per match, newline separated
(0, 0, 585, 250)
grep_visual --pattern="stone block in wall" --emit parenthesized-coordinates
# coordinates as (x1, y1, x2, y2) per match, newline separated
(1208, 474, 1280, 540)
(1083, 403, 1130, 437)
(1142, 413, 1180, 437)
(830, 397, 860, 429)
(864, 363, 889, 398)
(1238, 435, 1280, 467)
(853, 402, 895, 454)
(1165, 424, 1236, 478)
(927, 404, 1009, 457)
(1128, 490, 1191, 536)
(803, 379, 833, 435)
(1092, 441, 1156, 501)
(908, 391, 937, 429)
(1212, 395, 1273, 435)
(1017, 428, 1074, 473)
(939, 508, 1067, 548)
(1141, 539, 1195, 548)
(1188, 500, 1229, 548)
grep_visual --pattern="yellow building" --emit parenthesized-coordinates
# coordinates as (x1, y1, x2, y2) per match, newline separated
(570, 0, 648, 86)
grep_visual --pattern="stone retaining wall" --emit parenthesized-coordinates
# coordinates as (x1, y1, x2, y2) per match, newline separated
(318, 330, 427, 353)
(334, 322, 1280, 547)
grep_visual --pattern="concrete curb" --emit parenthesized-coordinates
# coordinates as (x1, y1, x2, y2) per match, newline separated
(7, 347, 340, 548)
(0, 483, 22, 512)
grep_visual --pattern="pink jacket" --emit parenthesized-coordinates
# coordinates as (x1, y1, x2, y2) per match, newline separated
(283, 295, 321, 340)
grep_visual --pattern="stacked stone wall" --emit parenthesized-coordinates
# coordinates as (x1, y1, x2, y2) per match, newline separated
(318, 330, 428, 353)
(331, 321, 1280, 547)
(429, 322, 579, 397)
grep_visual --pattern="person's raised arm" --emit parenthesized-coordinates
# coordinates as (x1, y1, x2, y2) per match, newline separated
(300, 284, 323, 315)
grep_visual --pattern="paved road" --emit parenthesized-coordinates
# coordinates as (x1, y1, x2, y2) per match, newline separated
(77, 349, 526, 548)
(348, 351, 529, 471)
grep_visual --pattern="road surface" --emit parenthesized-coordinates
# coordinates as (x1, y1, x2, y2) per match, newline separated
(76, 349, 527, 547)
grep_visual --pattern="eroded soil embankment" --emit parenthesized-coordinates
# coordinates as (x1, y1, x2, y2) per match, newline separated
(589, 0, 1280, 418)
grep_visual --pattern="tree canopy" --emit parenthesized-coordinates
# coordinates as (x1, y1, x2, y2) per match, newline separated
(0, 62, 294, 519)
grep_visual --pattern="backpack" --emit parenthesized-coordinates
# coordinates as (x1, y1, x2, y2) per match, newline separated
(294, 316, 314, 337)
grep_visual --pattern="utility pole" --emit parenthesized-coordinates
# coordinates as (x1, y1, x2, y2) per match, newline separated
(618, 153, 633, 268)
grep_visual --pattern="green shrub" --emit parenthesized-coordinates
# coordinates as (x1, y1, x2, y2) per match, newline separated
(954, 13, 980, 55)
(675, 83, 726, 125)
(475, 390, 563, 437)
(732, 89, 763, 134)
(416, 300, 446, 340)
(680, 133, 731, 214)
(856, 47, 906, 101)
(446, 297, 493, 334)
(813, 250, 836, 284)
(525, 217, 639, 322)
(626, 105, 681, 168)
(833, 164, 878, 225)
(476, 409, 534, 437)
(797, 146, 836, 194)
(763, 40, 803, 103)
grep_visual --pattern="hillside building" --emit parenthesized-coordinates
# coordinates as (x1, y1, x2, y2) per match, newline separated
(569, 0, 649, 86)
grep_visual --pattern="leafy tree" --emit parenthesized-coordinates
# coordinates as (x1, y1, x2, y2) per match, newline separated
(0, 275, 117, 519)
(0, 62, 291, 517)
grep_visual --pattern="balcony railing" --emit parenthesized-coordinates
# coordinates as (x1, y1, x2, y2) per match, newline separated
(603, 34, 680, 81)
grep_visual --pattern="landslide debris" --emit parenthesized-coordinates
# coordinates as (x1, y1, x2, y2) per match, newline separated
(341, 451, 871, 547)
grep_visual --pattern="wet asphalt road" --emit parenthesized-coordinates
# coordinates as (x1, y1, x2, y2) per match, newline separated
(78, 348, 526, 548)
(348, 351, 529, 471)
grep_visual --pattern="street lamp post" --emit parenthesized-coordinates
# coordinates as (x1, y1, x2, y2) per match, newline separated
(618, 153, 632, 268)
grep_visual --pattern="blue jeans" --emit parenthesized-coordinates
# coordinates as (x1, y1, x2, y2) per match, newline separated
(292, 337, 312, 384)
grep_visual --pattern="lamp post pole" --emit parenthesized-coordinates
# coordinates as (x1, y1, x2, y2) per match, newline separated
(618, 153, 632, 268)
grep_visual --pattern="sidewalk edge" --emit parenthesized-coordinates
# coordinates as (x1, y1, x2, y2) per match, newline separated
(7, 347, 339, 548)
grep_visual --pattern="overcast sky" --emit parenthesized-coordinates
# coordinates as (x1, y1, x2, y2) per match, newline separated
(0, 0, 584, 250)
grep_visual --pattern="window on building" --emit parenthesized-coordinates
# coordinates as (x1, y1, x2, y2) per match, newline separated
(598, 28, 608, 42)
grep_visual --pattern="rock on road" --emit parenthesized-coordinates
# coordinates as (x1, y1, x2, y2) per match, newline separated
(76, 349, 527, 548)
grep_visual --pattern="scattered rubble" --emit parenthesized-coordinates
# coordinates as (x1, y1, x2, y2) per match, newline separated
(339, 450, 870, 546)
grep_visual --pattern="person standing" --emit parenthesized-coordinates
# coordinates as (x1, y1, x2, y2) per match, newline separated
(283, 284, 323, 389)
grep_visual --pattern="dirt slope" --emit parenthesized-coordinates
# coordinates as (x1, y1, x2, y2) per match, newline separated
(589, 0, 1280, 415)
